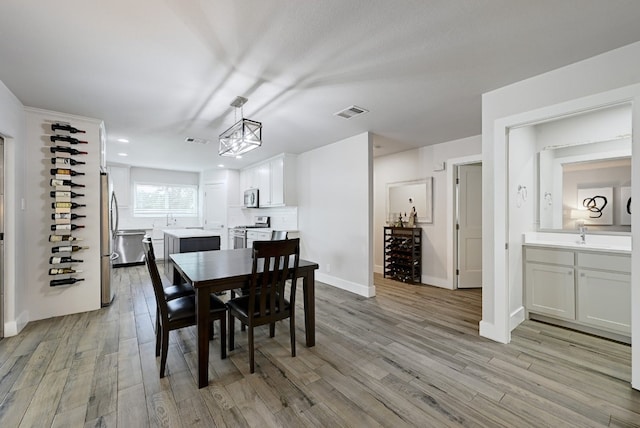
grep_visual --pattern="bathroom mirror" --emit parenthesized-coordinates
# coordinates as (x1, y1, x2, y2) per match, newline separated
(536, 103, 632, 233)
(387, 178, 432, 224)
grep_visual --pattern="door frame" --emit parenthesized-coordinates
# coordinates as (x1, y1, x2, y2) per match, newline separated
(447, 154, 482, 291)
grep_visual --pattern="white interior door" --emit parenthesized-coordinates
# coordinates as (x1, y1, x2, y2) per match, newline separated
(204, 183, 226, 247)
(457, 163, 483, 288)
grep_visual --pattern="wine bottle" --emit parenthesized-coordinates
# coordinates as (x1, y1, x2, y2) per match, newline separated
(50, 178, 85, 188)
(50, 168, 85, 177)
(51, 202, 86, 209)
(51, 157, 85, 166)
(51, 245, 88, 253)
(51, 213, 86, 220)
(50, 146, 87, 155)
(49, 235, 83, 242)
(49, 268, 83, 275)
(49, 256, 83, 264)
(50, 191, 85, 198)
(51, 224, 84, 231)
(50, 278, 85, 287)
(50, 135, 88, 144)
(51, 123, 86, 134)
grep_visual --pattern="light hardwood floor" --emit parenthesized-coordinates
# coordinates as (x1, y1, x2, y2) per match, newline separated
(0, 266, 639, 427)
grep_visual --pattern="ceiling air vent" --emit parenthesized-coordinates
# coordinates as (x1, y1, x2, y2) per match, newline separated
(334, 105, 369, 120)
(185, 137, 211, 144)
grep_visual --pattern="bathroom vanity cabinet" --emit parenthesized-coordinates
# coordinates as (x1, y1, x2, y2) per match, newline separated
(524, 245, 630, 341)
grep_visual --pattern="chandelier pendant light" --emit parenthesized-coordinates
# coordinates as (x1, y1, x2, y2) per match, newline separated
(218, 96, 262, 157)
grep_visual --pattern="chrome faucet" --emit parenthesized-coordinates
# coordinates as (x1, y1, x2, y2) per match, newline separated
(578, 225, 587, 244)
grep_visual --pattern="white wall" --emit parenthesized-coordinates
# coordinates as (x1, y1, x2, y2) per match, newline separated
(374, 135, 481, 288)
(0, 80, 27, 335)
(482, 40, 640, 389)
(24, 108, 103, 322)
(297, 132, 373, 297)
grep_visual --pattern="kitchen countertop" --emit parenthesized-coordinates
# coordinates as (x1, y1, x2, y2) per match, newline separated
(163, 228, 220, 239)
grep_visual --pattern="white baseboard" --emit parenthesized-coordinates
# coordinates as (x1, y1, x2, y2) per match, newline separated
(373, 264, 383, 275)
(510, 306, 525, 331)
(479, 320, 509, 344)
(4, 310, 29, 337)
(315, 272, 375, 297)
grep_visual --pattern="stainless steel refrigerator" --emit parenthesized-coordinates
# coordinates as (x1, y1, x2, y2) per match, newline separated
(100, 172, 116, 306)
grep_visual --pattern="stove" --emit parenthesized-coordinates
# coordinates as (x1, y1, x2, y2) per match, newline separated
(232, 216, 270, 249)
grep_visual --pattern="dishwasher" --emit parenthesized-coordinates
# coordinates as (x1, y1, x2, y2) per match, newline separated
(112, 229, 147, 267)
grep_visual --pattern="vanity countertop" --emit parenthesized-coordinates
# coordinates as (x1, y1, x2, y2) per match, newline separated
(523, 241, 630, 255)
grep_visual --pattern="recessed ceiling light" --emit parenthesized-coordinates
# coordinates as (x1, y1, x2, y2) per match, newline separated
(218, 164, 225, 168)
(117, 138, 129, 143)
(235, 155, 242, 159)
(117, 152, 128, 157)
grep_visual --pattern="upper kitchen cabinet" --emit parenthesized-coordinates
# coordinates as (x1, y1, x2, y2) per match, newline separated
(240, 153, 297, 207)
(108, 165, 130, 207)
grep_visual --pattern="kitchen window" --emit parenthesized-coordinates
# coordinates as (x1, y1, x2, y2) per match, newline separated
(133, 182, 198, 217)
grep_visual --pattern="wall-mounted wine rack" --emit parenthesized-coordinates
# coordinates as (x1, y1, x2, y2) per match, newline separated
(48, 121, 88, 287)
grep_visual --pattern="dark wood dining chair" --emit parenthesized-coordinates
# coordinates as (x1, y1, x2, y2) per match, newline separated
(227, 238, 300, 373)
(231, 230, 289, 301)
(143, 235, 194, 301)
(142, 236, 227, 378)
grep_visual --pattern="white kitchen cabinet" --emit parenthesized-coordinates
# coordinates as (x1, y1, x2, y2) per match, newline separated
(247, 230, 271, 248)
(524, 246, 631, 339)
(109, 165, 130, 207)
(240, 165, 259, 192)
(240, 153, 297, 207)
(270, 156, 285, 205)
(525, 261, 575, 320)
(256, 162, 271, 206)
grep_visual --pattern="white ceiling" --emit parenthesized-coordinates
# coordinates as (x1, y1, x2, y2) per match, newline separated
(2, 1, 640, 172)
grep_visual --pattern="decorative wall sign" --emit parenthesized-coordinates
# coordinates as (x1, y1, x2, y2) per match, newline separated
(577, 187, 613, 225)
(620, 186, 632, 226)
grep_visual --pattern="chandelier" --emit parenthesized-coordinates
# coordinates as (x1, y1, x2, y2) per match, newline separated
(218, 96, 262, 157)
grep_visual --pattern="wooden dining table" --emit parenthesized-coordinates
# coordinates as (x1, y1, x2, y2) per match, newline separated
(170, 248, 319, 388)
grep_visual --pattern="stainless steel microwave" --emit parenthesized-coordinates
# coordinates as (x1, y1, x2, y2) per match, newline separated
(243, 188, 259, 208)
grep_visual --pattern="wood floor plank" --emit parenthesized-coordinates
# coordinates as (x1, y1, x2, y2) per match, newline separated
(175, 392, 216, 428)
(117, 337, 143, 391)
(148, 389, 183, 428)
(85, 352, 118, 421)
(52, 404, 87, 428)
(117, 383, 149, 428)
(0, 385, 37, 427)
(11, 339, 59, 391)
(56, 350, 97, 414)
(19, 368, 69, 428)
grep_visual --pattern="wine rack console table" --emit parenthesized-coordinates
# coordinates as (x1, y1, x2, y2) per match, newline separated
(383, 227, 422, 284)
